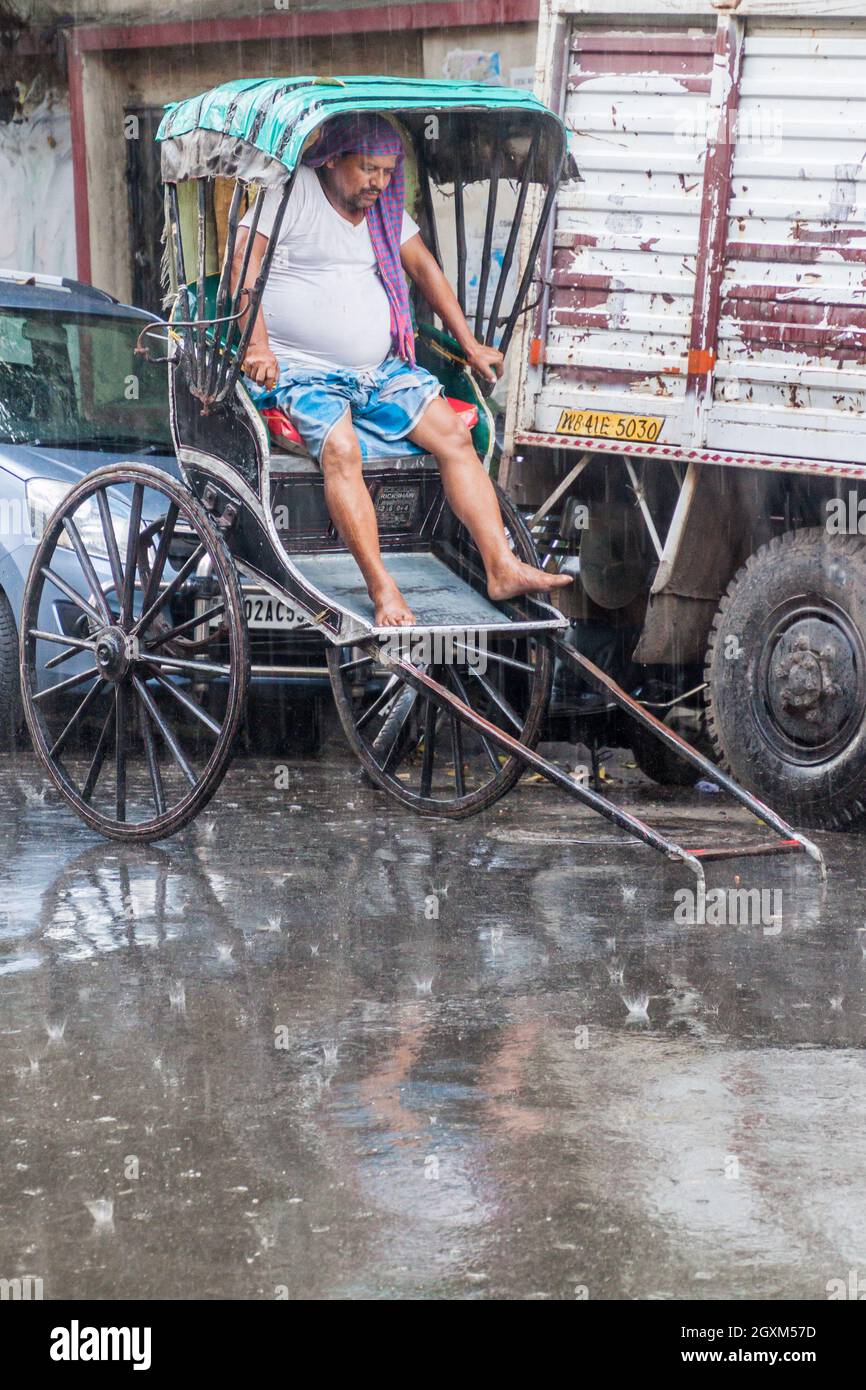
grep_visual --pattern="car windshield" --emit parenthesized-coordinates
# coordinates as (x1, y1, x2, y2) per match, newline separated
(0, 306, 173, 451)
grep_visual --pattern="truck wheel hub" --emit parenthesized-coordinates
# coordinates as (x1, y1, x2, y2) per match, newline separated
(761, 611, 862, 756)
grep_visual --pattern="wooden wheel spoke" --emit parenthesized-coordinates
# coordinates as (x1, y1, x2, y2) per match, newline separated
(132, 676, 197, 787)
(121, 483, 145, 627)
(39, 566, 104, 627)
(95, 487, 126, 599)
(448, 666, 501, 774)
(455, 640, 536, 675)
(148, 668, 222, 737)
(356, 674, 399, 732)
(130, 541, 205, 636)
(81, 694, 116, 803)
(61, 515, 113, 624)
(32, 665, 100, 704)
(448, 710, 466, 797)
(138, 652, 232, 680)
(138, 691, 166, 816)
(339, 654, 377, 675)
(419, 696, 438, 797)
(115, 679, 128, 823)
(144, 602, 225, 649)
(28, 629, 97, 672)
(140, 503, 180, 614)
(468, 665, 525, 731)
(49, 676, 106, 759)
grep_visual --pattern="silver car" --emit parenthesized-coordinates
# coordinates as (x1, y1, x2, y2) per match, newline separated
(0, 270, 326, 750)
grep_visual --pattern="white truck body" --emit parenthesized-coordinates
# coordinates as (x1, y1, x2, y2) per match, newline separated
(507, 0, 866, 479)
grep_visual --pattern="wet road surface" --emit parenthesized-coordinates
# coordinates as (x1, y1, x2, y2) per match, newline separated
(1, 737, 863, 1300)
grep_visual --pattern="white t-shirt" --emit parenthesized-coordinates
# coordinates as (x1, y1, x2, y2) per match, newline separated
(239, 164, 420, 373)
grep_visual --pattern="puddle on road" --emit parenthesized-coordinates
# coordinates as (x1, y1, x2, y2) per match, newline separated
(0, 752, 858, 1299)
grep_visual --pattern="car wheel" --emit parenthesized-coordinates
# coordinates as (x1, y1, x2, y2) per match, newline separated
(0, 589, 23, 750)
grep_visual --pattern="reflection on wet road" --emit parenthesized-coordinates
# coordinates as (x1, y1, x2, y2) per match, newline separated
(1, 747, 863, 1299)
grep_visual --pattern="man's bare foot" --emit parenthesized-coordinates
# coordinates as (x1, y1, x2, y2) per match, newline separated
(373, 582, 416, 627)
(487, 557, 573, 602)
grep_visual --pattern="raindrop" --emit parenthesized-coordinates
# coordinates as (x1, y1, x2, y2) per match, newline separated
(45, 1018, 67, 1043)
(18, 781, 46, 807)
(622, 992, 650, 1021)
(168, 982, 186, 1013)
(412, 975, 434, 996)
(85, 1198, 115, 1231)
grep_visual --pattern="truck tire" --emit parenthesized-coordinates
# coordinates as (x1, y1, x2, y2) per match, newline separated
(0, 589, 23, 750)
(630, 714, 701, 788)
(705, 528, 866, 828)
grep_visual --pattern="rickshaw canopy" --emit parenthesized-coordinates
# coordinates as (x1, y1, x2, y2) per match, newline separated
(156, 75, 571, 187)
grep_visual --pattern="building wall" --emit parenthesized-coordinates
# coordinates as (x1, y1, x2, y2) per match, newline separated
(28, 0, 434, 25)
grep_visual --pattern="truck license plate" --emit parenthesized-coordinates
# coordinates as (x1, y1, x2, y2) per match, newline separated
(554, 408, 664, 443)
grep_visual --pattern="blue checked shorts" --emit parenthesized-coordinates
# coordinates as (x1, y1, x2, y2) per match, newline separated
(247, 353, 444, 464)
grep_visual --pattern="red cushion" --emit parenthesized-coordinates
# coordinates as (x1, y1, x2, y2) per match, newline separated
(263, 394, 478, 450)
(262, 407, 303, 447)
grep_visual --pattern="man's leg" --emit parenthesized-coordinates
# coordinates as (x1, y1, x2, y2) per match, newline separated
(320, 412, 416, 626)
(408, 397, 572, 600)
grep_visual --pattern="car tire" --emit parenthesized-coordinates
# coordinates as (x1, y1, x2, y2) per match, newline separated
(0, 588, 23, 750)
(705, 528, 866, 828)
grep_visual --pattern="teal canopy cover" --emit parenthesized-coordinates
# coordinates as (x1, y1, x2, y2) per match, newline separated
(156, 75, 567, 184)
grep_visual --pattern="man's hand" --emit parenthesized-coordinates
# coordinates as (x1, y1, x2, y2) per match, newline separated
(242, 344, 280, 389)
(464, 341, 505, 384)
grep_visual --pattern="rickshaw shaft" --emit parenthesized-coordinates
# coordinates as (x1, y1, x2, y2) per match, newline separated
(377, 648, 705, 879)
(552, 640, 825, 876)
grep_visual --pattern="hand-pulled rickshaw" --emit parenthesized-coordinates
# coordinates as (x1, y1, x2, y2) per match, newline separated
(18, 76, 825, 884)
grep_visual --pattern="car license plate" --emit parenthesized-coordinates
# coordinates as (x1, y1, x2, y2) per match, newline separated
(554, 408, 664, 443)
(209, 596, 299, 629)
(245, 596, 299, 629)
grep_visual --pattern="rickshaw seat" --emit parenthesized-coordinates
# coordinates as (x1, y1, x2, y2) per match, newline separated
(262, 395, 479, 451)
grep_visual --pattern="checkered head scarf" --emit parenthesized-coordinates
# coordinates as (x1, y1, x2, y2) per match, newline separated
(303, 113, 416, 364)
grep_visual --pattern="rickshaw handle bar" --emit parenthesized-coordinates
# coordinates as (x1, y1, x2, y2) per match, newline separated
(375, 645, 708, 882)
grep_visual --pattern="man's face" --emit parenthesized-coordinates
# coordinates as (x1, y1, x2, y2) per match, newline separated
(324, 152, 398, 212)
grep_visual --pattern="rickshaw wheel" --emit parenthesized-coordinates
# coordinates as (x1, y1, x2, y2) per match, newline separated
(19, 463, 249, 842)
(327, 489, 553, 818)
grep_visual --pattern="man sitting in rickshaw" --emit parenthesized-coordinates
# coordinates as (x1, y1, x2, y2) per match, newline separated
(232, 112, 571, 627)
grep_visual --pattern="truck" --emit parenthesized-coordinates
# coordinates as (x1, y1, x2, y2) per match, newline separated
(504, 0, 866, 828)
